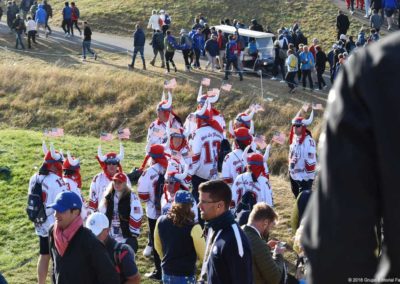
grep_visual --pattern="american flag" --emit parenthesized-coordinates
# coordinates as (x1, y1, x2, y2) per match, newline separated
(164, 78, 177, 89)
(212, 88, 220, 96)
(207, 90, 216, 96)
(117, 128, 131, 140)
(201, 78, 211, 87)
(254, 135, 267, 149)
(100, 132, 114, 141)
(221, 83, 232, 92)
(302, 103, 310, 112)
(312, 103, 324, 110)
(272, 131, 286, 145)
(44, 128, 64, 137)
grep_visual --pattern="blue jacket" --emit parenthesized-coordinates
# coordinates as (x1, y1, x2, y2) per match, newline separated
(299, 51, 315, 70)
(382, 0, 398, 8)
(133, 28, 145, 47)
(62, 6, 72, 20)
(35, 5, 47, 24)
(204, 39, 219, 57)
(225, 40, 238, 61)
(191, 32, 205, 50)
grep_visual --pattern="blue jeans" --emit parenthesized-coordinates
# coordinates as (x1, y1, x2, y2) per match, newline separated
(82, 40, 95, 59)
(15, 32, 25, 49)
(131, 46, 145, 66)
(162, 273, 196, 284)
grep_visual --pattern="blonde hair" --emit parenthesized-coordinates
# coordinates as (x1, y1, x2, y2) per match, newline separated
(100, 180, 131, 209)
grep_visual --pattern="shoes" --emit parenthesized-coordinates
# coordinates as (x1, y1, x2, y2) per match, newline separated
(161, 64, 165, 68)
(82, 58, 86, 62)
(289, 88, 296, 93)
(145, 270, 161, 280)
(128, 64, 134, 69)
(323, 85, 328, 90)
(239, 76, 243, 81)
(174, 67, 177, 72)
(279, 80, 285, 83)
(94, 53, 97, 60)
(270, 77, 278, 81)
(314, 88, 321, 91)
(143, 245, 153, 257)
(143, 65, 147, 70)
(350, 10, 354, 15)
(149, 60, 155, 66)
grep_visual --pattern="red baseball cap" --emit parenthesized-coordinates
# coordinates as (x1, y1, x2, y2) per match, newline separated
(112, 172, 127, 183)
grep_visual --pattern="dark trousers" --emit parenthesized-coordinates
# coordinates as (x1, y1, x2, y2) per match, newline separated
(165, 51, 176, 72)
(148, 218, 161, 273)
(286, 71, 297, 90)
(182, 49, 191, 69)
(290, 177, 313, 198)
(45, 17, 52, 33)
(151, 48, 165, 66)
(317, 68, 326, 89)
(125, 236, 138, 254)
(27, 30, 36, 48)
(337, 29, 347, 40)
(192, 175, 208, 228)
(15, 32, 25, 49)
(193, 48, 201, 67)
(302, 69, 313, 89)
(62, 18, 72, 34)
(71, 19, 81, 35)
(131, 46, 145, 67)
(224, 58, 243, 79)
(273, 61, 286, 79)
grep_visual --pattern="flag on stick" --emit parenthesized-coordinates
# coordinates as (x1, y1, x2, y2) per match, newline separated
(100, 132, 114, 141)
(201, 78, 211, 87)
(117, 128, 131, 140)
(272, 131, 286, 145)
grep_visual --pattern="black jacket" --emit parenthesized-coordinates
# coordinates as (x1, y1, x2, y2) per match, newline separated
(133, 28, 145, 47)
(49, 225, 120, 284)
(315, 51, 327, 71)
(336, 14, 350, 32)
(303, 31, 400, 283)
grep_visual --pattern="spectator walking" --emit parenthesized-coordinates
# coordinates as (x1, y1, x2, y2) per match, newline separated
(204, 34, 218, 71)
(224, 34, 243, 81)
(98, 172, 143, 253)
(154, 190, 205, 284)
(299, 46, 315, 90)
(216, 29, 226, 71)
(12, 14, 26, 49)
(286, 49, 298, 93)
(48, 191, 120, 284)
(271, 40, 286, 82)
(82, 21, 97, 61)
(164, 30, 178, 73)
(198, 180, 252, 283)
(243, 203, 287, 284)
(383, 0, 398, 30)
(191, 28, 205, 69)
(336, 10, 350, 40)
(249, 19, 263, 32)
(29, 1, 37, 20)
(179, 29, 193, 71)
(315, 45, 327, 90)
(61, 1, 72, 37)
(150, 29, 165, 68)
(35, 3, 47, 37)
(147, 9, 160, 32)
(6, 2, 16, 32)
(86, 212, 141, 284)
(26, 16, 37, 48)
(128, 23, 146, 70)
(70, 2, 81, 36)
(42, 0, 52, 34)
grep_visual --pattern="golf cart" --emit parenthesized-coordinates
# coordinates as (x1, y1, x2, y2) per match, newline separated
(214, 25, 275, 75)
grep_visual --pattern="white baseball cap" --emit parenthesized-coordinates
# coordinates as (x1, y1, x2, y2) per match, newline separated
(86, 212, 109, 236)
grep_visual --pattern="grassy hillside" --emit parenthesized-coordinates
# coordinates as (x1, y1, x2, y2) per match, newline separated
(48, 0, 362, 45)
(0, 129, 298, 283)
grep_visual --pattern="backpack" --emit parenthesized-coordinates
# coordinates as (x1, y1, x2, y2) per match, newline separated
(26, 176, 47, 224)
(74, 7, 80, 18)
(218, 138, 231, 172)
(164, 14, 171, 25)
(113, 241, 135, 275)
(158, 17, 163, 28)
(279, 48, 287, 60)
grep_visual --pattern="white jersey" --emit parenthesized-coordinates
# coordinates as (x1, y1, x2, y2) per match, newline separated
(289, 135, 317, 181)
(147, 14, 161, 30)
(63, 177, 88, 221)
(28, 172, 68, 237)
(98, 191, 143, 241)
(221, 148, 246, 186)
(231, 172, 273, 209)
(146, 117, 182, 150)
(184, 112, 226, 143)
(88, 172, 131, 212)
(164, 143, 192, 168)
(160, 191, 198, 222)
(137, 163, 165, 220)
(187, 126, 224, 180)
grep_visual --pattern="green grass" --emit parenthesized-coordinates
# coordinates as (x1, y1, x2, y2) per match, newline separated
(0, 129, 298, 283)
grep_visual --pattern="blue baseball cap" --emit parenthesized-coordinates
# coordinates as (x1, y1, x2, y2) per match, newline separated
(174, 190, 193, 204)
(47, 191, 82, 213)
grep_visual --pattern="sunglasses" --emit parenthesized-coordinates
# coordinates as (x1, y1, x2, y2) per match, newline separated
(293, 125, 303, 128)
(105, 160, 119, 165)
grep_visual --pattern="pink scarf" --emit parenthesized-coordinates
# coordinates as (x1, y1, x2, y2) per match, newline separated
(53, 216, 83, 257)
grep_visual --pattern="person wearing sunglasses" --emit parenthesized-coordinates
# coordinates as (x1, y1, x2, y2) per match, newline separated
(288, 109, 316, 198)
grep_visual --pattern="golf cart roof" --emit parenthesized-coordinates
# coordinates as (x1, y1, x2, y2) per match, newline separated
(213, 25, 274, 39)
